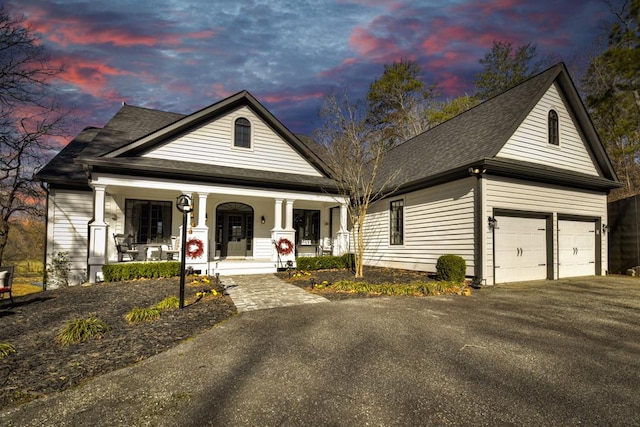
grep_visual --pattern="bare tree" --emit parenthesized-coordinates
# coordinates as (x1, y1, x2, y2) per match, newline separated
(0, 8, 68, 265)
(315, 91, 399, 278)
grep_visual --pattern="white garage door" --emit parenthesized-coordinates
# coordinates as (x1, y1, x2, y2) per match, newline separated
(494, 216, 548, 283)
(558, 220, 596, 278)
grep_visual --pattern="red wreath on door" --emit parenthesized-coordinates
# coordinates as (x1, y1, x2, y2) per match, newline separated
(276, 237, 294, 255)
(186, 238, 204, 258)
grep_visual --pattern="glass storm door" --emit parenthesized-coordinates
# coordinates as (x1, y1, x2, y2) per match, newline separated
(216, 202, 254, 258)
(226, 214, 246, 257)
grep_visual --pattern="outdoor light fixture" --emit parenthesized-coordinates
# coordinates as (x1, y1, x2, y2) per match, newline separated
(488, 216, 498, 230)
(261, 215, 266, 224)
(176, 194, 193, 308)
(602, 223, 610, 233)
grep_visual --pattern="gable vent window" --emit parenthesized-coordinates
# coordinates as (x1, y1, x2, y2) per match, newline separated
(234, 117, 251, 148)
(548, 110, 559, 146)
(390, 199, 404, 245)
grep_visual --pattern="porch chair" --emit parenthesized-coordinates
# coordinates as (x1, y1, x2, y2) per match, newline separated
(113, 234, 138, 261)
(319, 237, 333, 256)
(0, 266, 14, 307)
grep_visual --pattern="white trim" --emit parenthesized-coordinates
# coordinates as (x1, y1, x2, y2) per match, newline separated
(90, 173, 347, 204)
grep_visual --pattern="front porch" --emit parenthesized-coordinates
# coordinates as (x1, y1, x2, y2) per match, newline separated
(90, 175, 350, 282)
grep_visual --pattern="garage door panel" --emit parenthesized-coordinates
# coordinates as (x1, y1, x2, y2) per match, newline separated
(558, 220, 595, 278)
(495, 216, 547, 283)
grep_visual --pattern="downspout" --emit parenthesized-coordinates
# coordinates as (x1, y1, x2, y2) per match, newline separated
(469, 167, 486, 287)
(40, 182, 50, 291)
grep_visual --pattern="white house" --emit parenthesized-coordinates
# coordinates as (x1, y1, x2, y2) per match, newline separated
(36, 63, 620, 286)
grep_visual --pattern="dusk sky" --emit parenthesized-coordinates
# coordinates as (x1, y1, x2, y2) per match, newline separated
(7, 0, 622, 145)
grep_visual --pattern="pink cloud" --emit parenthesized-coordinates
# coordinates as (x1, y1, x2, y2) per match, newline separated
(21, 4, 215, 48)
(261, 92, 324, 104)
(349, 26, 398, 58)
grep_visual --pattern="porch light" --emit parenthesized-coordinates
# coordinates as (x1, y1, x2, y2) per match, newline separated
(261, 215, 266, 224)
(176, 194, 193, 308)
(488, 216, 498, 230)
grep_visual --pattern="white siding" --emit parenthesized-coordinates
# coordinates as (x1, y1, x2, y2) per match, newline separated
(143, 106, 323, 177)
(46, 189, 93, 285)
(363, 178, 476, 275)
(498, 83, 601, 176)
(485, 176, 607, 285)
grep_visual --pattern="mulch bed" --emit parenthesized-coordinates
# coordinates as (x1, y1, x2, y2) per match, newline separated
(0, 266, 435, 410)
(0, 277, 235, 410)
(276, 266, 435, 300)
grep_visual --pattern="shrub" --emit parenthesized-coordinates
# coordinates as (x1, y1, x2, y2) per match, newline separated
(56, 314, 110, 346)
(125, 307, 161, 324)
(436, 254, 466, 283)
(295, 253, 354, 271)
(155, 296, 180, 311)
(102, 262, 181, 282)
(0, 343, 16, 358)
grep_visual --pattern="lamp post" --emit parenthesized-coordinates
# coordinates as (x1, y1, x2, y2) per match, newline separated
(176, 194, 193, 309)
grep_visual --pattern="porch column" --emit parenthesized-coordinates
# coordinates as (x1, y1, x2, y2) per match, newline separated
(196, 193, 208, 227)
(284, 199, 295, 231)
(273, 198, 283, 230)
(188, 192, 209, 274)
(88, 184, 108, 284)
(336, 201, 350, 256)
(339, 202, 348, 232)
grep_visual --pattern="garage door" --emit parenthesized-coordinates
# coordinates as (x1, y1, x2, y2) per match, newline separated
(558, 220, 596, 278)
(494, 216, 548, 283)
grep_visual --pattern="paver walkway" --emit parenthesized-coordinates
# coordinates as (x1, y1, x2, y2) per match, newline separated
(220, 274, 329, 312)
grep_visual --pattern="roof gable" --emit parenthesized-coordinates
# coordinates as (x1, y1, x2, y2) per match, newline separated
(376, 63, 618, 192)
(498, 82, 601, 176)
(141, 105, 323, 177)
(103, 90, 333, 177)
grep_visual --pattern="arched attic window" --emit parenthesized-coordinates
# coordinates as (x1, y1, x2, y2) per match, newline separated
(548, 110, 559, 146)
(234, 117, 251, 148)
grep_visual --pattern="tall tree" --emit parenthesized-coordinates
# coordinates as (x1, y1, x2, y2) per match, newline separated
(427, 94, 479, 127)
(473, 41, 541, 100)
(366, 59, 437, 147)
(315, 91, 400, 278)
(0, 8, 68, 265)
(582, 0, 640, 200)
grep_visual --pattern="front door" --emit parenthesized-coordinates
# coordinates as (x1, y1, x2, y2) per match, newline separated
(216, 202, 254, 258)
(226, 214, 246, 257)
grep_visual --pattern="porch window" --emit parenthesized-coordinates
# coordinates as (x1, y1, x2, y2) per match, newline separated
(234, 117, 251, 148)
(390, 199, 404, 245)
(125, 199, 172, 244)
(294, 209, 320, 245)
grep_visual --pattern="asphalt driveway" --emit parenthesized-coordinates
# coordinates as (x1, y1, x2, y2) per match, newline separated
(2, 276, 640, 426)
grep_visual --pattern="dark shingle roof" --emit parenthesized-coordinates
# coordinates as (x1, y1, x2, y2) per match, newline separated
(376, 65, 561, 190)
(35, 105, 185, 186)
(82, 105, 185, 157)
(34, 127, 101, 185)
(375, 63, 618, 192)
(80, 156, 341, 193)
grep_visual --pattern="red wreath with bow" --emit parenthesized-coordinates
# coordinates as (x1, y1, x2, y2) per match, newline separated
(186, 238, 204, 258)
(276, 237, 294, 255)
